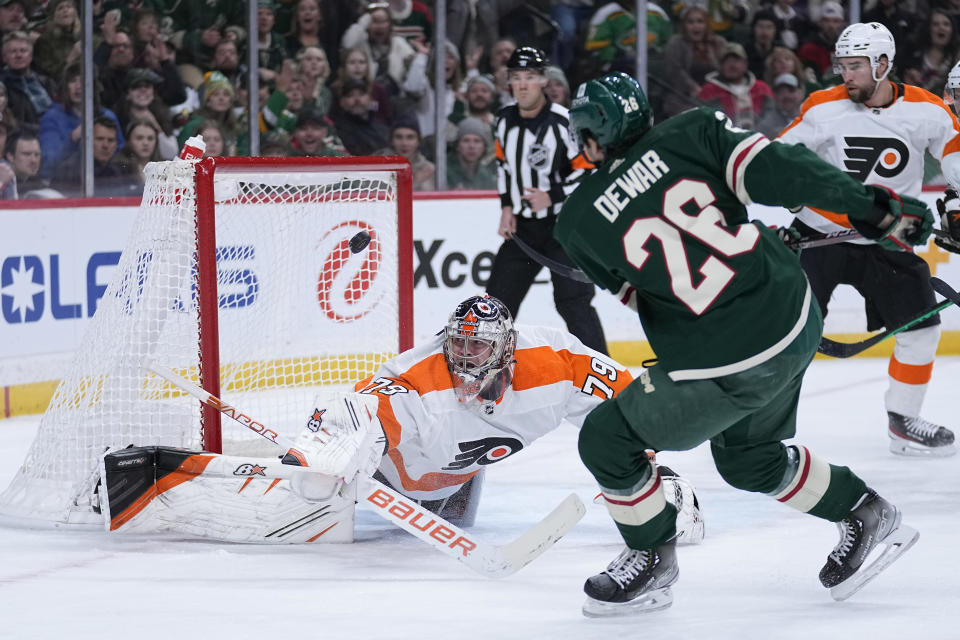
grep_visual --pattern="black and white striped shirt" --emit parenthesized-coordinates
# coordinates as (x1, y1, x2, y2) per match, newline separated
(494, 101, 591, 219)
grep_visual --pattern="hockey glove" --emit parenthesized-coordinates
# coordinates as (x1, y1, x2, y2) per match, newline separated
(854, 185, 934, 251)
(286, 392, 386, 483)
(935, 188, 960, 255)
(773, 225, 803, 256)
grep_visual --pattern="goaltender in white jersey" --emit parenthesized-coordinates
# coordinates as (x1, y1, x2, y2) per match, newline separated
(99, 295, 704, 545)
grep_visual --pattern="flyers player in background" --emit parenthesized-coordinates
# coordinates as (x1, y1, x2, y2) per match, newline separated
(780, 22, 960, 457)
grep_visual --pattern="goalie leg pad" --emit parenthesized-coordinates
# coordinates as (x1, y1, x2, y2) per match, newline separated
(100, 446, 356, 543)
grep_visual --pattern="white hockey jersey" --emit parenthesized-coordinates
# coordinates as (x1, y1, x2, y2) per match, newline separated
(354, 325, 633, 501)
(779, 83, 960, 241)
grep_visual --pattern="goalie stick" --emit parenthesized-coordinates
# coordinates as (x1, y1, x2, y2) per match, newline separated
(144, 363, 586, 578)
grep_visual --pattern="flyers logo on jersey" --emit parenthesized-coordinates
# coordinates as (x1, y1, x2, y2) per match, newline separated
(842, 136, 910, 181)
(442, 437, 524, 470)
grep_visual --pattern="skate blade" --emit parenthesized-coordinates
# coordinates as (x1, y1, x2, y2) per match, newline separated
(889, 435, 956, 458)
(829, 524, 919, 602)
(582, 587, 674, 618)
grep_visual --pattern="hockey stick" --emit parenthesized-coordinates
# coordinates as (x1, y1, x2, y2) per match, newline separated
(931, 276, 960, 305)
(510, 225, 955, 357)
(144, 363, 585, 578)
(512, 226, 953, 284)
(510, 233, 593, 283)
(785, 227, 952, 251)
(817, 278, 959, 358)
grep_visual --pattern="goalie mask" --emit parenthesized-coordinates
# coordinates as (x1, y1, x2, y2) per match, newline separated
(443, 295, 517, 410)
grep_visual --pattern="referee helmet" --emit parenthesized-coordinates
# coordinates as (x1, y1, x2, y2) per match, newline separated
(506, 46, 547, 72)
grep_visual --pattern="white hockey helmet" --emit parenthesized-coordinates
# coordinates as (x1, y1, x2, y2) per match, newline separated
(834, 22, 896, 83)
(443, 294, 517, 411)
(947, 60, 960, 115)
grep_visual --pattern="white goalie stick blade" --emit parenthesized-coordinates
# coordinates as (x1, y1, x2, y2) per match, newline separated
(145, 362, 586, 578)
(829, 523, 920, 602)
(360, 475, 586, 578)
(582, 587, 675, 618)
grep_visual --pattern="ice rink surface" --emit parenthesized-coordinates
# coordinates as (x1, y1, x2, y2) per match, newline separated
(1, 357, 958, 640)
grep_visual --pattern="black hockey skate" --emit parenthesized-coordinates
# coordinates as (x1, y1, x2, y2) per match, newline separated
(888, 412, 956, 457)
(819, 489, 919, 601)
(582, 539, 678, 617)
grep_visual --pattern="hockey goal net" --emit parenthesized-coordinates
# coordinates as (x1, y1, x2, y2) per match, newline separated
(0, 156, 413, 527)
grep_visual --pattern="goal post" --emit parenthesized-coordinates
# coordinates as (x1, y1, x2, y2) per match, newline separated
(191, 157, 414, 453)
(0, 155, 413, 527)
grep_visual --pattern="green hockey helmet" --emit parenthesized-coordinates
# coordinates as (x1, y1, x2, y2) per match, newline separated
(569, 72, 653, 153)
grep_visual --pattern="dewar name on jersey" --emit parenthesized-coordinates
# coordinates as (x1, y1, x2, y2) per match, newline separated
(593, 150, 671, 223)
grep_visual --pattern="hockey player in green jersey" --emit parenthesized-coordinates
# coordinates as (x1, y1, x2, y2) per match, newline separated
(555, 71, 927, 617)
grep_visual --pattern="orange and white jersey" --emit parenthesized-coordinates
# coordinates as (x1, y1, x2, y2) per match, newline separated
(779, 83, 960, 240)
(354, 325, 633, 501)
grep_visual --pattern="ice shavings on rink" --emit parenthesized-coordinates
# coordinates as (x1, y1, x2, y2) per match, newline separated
(0, 357, 958, 640)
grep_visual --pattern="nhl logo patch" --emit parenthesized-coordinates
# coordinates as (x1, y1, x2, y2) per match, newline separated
(527, 143, 550, 171)
(306, 408, 326, 432)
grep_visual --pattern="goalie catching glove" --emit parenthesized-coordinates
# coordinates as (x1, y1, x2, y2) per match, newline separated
(935, 187, 960, 255)
(283, 392, 386, 499)
(852, 185, 934, 251)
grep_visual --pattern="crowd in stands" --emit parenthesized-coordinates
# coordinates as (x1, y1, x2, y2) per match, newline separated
(0, 0, 953, 199)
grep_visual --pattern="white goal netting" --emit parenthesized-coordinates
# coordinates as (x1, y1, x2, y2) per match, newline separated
(0, 158, 409, 526)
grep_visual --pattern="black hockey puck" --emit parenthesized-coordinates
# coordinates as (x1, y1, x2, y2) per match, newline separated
(349, 231, 371, 254)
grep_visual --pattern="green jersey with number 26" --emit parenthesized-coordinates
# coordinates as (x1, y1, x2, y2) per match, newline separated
(555, 108, 882, 381)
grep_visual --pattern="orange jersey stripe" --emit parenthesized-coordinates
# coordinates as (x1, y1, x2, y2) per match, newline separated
(109, 454, 215, 530)
(944, 134, 960, 156)
(779, 85, 848, 138)
(386, 448, 481, 492)
(805, 205, 853, 228)
(512, 346, 634, 398)
(888, 356, 934, 385)
(571, 152, 595, 171)
(903, 85, 960, 158)
(903, 84, 959, 124)
(355, 353, 453, 448)
(495, 138, 506, 162)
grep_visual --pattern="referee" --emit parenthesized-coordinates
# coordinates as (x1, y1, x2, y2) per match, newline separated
(486, 46, 608, 354)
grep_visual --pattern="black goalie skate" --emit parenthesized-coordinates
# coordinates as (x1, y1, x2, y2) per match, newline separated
(819, 489, 919, 601)
(888, 412, 956, 457)
(582, 539, 678, 617)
